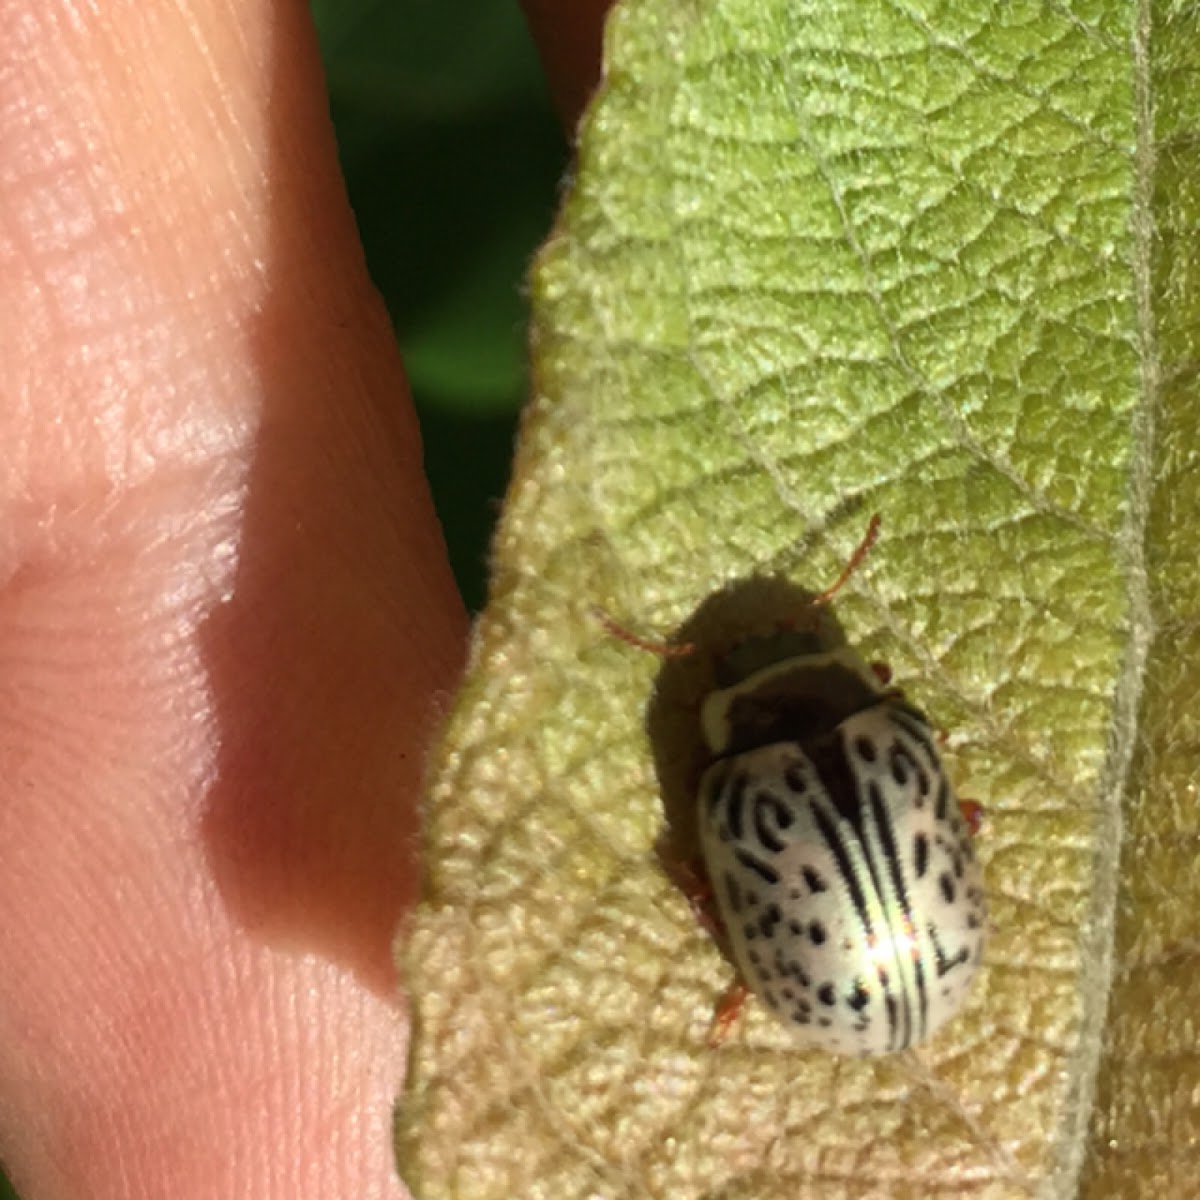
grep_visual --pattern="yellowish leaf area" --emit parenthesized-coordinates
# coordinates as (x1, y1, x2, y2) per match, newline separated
(1078, 3, 1200, 1198)
(397, 2, 1197, 1198)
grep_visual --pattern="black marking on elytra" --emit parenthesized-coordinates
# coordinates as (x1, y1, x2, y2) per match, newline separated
(914, 832, 930, 878)
(776, 947, 810, 989)
(734, 847, 779, 884)
(848, 982, 870, 1011)
(808, 921, 827, 946)
(752, 789, 793, 853)
(723, 872, 744, 915)
(817, 981, 837, 1006)
(726, 773, 748, 840)
(952, 852, 965, 879)
(802, 865, 827, 894)
(764, 988, 778, 1009)
(868, 775, 927, 1047)
(889, 706, 938, 761)
(742, 923, 758, 942)
(928, 921, 971, 979)
(805, 734, 867, 829)
(792, 1008, 812, 1025)
(939, 873, 956, 905)
(746, 891, 760, 908)
(787, 919, 803, 937)
(758, 903, 783, 939)
(887, 736, 931, 801)
(967, 912, 982, 930)
(914, 762, 931, 798)
(854, 735, 877, 763)
(810, 729, 950, 1049)
(935, 777, 951, 821)
(808, 804, 872, 937)
(807, 785, 909, 1046)
(783, 763, 808, 793)
(748, 948, 762, 967)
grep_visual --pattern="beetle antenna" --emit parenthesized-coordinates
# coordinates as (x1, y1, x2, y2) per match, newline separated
(811, 513, 881, 606)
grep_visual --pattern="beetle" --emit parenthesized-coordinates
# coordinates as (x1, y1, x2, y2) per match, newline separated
(600, 516, 985, 1054)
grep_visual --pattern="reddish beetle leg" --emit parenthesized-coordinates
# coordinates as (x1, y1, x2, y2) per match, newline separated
(662, 855, 724, 942)
(958, 798, 985, 837)
(708, 981, 752, 1047)
(660, 851, 751, 1045)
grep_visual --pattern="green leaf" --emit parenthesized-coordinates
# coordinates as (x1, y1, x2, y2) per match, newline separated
(396, 2, 1200, 1197)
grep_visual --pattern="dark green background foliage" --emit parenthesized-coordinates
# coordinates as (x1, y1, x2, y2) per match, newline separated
(0, 5, 559, 1196)
(315, 1, 564, 612)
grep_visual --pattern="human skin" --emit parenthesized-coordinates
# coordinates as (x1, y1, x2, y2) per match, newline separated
(0, 2, 604, 1197)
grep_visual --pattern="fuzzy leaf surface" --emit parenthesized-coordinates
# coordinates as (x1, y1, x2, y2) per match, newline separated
(396, 2, 1199, 1197)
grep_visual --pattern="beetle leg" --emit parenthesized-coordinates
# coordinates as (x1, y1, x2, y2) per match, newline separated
(708, 980, 751, 1046)
(959, 798, 984, 836)
(660, 852, 725, 941)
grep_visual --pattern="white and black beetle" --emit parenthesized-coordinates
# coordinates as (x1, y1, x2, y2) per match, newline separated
(603, 516, 985, 1055)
